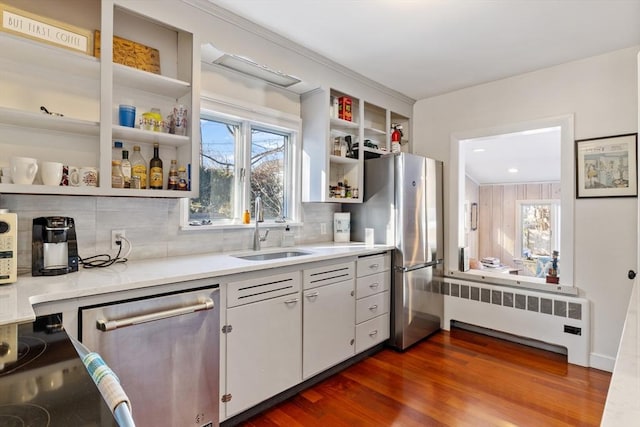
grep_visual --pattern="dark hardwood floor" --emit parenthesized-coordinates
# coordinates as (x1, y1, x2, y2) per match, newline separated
(242, 328, 611, 426)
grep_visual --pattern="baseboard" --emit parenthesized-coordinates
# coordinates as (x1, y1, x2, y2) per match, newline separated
(589, 352, 615, 372)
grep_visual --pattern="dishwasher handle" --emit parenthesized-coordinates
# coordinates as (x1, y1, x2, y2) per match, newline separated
(96, 298, 215, 332)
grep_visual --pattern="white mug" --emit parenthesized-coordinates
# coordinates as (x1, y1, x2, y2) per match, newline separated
(79, 167, 98, 187)
(41, 161, 63, 186)
(10, 157, 38, 185)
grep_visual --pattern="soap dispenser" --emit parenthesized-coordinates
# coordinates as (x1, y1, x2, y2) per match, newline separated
(281, 225, 295, 247)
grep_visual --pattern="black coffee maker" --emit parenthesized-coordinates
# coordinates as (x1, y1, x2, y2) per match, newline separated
(32, 216, 79, 276)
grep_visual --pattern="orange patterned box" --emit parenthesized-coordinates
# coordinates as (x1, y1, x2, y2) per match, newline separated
(338, 96, 352, 122)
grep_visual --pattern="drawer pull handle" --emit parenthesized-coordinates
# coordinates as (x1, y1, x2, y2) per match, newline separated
(368, 304, 378, 311)
(305, 291, 319, 299)
(369, 283, 380, 289)
(369, 330, 379, 337)
(369, 263, 380, 269)
(96, 298, 214, 331)
(284, 298, 299, 305)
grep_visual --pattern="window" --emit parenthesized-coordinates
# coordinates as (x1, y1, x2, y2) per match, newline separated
(188, 109, 298, 226)
(516, 200, 561, 258)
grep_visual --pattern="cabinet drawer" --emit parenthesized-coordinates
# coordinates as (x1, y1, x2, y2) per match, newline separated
(227, 271, 301, 307)
(356, 271, 389, 299)
(356, 291, 389, 324)
(355, 314, 390, 353)
(356, 253, 390, 277)
(303, 261, 355, 290)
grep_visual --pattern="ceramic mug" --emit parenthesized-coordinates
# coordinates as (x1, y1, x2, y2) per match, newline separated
(63, 166, 81, 187)
(0, 166, 11, 184)
(41, 161, 63, 186)
(79, 166, 98, 187)
(10, 156, 38, 185)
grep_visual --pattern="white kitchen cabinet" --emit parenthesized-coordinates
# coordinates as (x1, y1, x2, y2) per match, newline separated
(302, 260, 356, 379)
(0, 0, 198, 197)
(223, 271, 302, 418)
(355, 253, 391, 352)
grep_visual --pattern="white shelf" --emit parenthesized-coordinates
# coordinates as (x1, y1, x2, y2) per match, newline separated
(0, 32, 100, 80)
(113, 63, 191, 99)
(364, 127, 386, 136)
(0, 107, 99, 136)
(112, 125, 190, 147)
(328, 197, 360, 203)
(330, 117, 359, 130)
(0, 183, 194, 198)
(330, 155, 359, 165)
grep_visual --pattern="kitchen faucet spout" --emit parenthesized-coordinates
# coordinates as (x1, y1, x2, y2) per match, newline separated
(253, 195, 269, 251)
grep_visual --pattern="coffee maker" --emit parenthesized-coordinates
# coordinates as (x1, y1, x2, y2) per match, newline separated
(32, 216, 79, 276)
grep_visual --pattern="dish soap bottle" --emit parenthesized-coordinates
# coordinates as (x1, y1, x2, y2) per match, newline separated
(281, 225, 295, 247)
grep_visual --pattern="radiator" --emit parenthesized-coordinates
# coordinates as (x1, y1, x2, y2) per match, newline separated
(443, 278, 590, 367)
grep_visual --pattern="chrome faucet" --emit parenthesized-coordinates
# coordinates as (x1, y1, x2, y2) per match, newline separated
(253, 194, 269, 250)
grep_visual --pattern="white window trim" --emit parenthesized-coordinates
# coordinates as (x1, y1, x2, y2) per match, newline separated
(448, 114, 576, 293)
(180, 95, 302, 230)
(515, 199, 561, 258)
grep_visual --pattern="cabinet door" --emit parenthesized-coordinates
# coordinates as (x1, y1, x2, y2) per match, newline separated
(303, 279, 355, 379)
(225, 293, 301, 417)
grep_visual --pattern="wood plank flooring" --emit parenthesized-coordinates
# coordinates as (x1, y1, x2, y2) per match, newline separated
(242, 328, 611, 426)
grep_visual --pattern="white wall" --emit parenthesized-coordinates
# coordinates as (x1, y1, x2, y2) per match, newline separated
(414, 45, 639, 370)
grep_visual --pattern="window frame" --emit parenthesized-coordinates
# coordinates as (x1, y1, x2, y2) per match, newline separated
(180, 95, 302, 229)
(515, 199, 561, 259)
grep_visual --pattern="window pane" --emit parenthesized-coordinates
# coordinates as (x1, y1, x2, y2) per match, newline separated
(520, 204, 552, 257)
(191, 119, 238, 222)
(250, 128, 285, 220)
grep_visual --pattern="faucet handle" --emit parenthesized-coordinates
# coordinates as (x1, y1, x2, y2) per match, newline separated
(261, 229, 270, 242)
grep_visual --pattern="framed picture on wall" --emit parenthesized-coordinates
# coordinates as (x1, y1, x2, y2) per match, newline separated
(575, 133, 638, 198)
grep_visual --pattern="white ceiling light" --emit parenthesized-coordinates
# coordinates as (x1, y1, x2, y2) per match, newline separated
(201, 43, 301, 88)
(508, 168, 519, 173)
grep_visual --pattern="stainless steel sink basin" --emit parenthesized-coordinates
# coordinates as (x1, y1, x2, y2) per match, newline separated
(233, 250, 311, 261)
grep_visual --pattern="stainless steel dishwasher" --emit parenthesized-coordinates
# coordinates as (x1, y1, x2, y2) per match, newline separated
(79, 285, 219, 427)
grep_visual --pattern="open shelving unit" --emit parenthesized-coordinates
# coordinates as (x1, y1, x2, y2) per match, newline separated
(0, 0, 198, 198)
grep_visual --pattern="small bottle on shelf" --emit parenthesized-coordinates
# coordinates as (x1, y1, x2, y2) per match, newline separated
(242, 209, 250, 224)
(111, 160, 125, 189)
(177, 166, 188, 191)
(149, 142, 163, 190)
(121, 150, 131, 189)
(167, 160, 178, 190)
(131, 145, 148, 189)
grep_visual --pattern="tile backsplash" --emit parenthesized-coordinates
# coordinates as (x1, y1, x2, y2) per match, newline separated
(0, 194, 341, 274)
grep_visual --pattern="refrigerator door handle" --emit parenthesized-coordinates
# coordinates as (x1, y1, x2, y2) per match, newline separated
(395, 259, 443, 272)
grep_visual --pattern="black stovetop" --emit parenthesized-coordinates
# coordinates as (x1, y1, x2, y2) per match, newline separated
(0, 317, 117, 427)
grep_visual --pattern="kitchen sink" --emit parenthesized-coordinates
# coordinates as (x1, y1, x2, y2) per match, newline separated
(233, 250, 311, 261)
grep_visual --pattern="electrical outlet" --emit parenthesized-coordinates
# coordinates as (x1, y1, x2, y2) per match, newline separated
(111, 230, 125, 250)
(320, 223, 327, 235)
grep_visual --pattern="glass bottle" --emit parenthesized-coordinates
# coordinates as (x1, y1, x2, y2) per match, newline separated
(149, 142, 163, 190)
(121, 150, 132, 189)
(167, 159, 178, 190)
(177, 166, 188, 191)
(111, 160, 125, 188)
(242, 209, 250, 224)
(130, 145, 148, 189)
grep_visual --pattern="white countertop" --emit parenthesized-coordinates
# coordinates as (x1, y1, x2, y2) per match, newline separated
(0, 243, 392, 326)
(601, 280, 640, 425)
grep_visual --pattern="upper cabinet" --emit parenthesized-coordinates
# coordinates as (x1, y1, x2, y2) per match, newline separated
(301, 87, 411, 203)
(0, 0, 198, 197)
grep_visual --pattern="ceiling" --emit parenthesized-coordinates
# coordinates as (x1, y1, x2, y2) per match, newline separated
(463, 127, 561, 184)
(208, 0, 640, 100)
(205, 0, 639, 184)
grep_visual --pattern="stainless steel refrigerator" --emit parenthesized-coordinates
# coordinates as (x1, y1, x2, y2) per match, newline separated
(347, 152, 444, 350)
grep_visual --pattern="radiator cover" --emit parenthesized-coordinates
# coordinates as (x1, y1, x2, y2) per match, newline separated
(443, 278, 590, 366)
